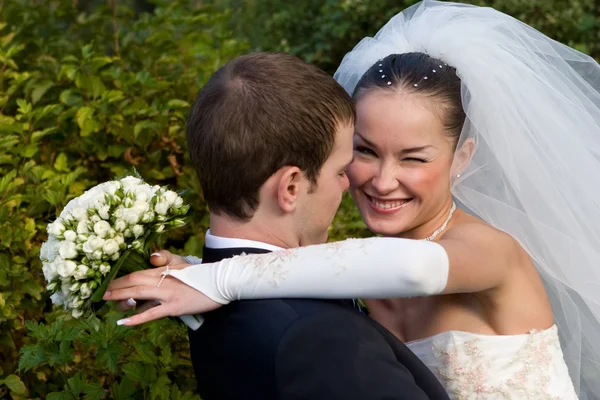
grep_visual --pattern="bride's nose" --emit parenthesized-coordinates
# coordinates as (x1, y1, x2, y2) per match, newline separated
(371, 164, 400, 194)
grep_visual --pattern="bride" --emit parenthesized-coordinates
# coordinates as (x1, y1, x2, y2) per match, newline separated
(107, 1, 600, 398)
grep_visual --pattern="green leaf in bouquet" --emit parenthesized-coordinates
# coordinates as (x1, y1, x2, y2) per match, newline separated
(89, 249, 149, 304)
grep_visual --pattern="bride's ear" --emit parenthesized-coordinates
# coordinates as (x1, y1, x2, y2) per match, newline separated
(451, 138, 475, 179)
(276, 166, 304, 213)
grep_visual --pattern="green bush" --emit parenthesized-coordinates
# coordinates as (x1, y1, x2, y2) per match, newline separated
(2, 0, 598, 398)
(0, 0, 247, 398)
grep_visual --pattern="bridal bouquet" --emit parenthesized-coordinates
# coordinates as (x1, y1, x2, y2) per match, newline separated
(40, 175, 189, 319)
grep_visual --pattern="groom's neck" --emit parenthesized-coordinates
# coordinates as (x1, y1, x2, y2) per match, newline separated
(209, 213, 298, 249)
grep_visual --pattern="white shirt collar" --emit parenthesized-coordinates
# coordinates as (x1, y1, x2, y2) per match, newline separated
(205, 229, 284, 252)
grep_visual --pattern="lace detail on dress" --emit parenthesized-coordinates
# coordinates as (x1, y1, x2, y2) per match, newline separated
(407, 326, 577, 399)
(238, 249, 298, 287)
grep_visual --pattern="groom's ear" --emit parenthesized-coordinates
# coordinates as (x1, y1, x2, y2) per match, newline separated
(276, 166, 304, 213)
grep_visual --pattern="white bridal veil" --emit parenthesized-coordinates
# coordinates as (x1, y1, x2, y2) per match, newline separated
(334, 1, 600, 397)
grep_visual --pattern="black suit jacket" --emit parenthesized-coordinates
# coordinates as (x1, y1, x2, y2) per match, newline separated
(188, 246, 449, 400)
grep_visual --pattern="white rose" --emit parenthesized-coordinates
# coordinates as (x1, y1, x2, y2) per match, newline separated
(59, 241, 78, 259)
(50, 292, 65, 306)
(93, 220, 111, 238)
(71, 207, 87, 221)
(40, 237, 60, 262)
(90, 215, 101, 224)
(80, 283, 92, 299)
(122, 208, 141, 225)
(123, 197, 134, 208)
(132, 225, 144, 238)
(115, 235, 125, 245)
(121, 176, 143, 190)
(141, 211, 155, 223)
(72, 308, 84, 318)
(154, 202, 169, 216)
(63, 230, 77, 242)
(73, 265, 89, 280)
(164, 190, 179, 206)
(102, 239, 119, 256)
(104, 181, 120, 196)
(114, 207, 124, 219)
(98, 205, 110, 220)
(77, 220, 90, 234)
(42, 261, 58, 281)
(134, 185, 154, 202)
(111, 253, 120, 261)
(123, 228, 132, 238)
(48, 221, 66, 237)
(70, 298, 84, 309)
(99, 263, 111, 275)
(92, 250, 103, 260)
(114, 219, 127, 232)
(69, 282, 81, 291)
(173, 197, 183, 209)
(57, 260, 78, 278)
(132, 200, 149, 214)
(78, 233, 89, 242)
(46, 281, 58, 291)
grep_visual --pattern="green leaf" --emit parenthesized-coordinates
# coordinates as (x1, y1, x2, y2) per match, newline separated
(83, 382, 104, 400)
(54, 153, 69, 172)
(16, 99, 32, 115)
(59, 89, 82, 106)
(166, 99, 190, 108)
(47, 391, 70, 400)
(112, 378, 136, 400)
(32, 127, 59, 143)
(22, 143, 39, 158)
(150, 374, 171, 400)
(89, 250, 135, 303)
(2, 374, 27, 394)
(134, 120, 157, 138)
(31, 80, 55, 104)
(67, 373, 85, 397)
(97, 342, 121, 373)
(122, 362, 157, 386)
(18, 343, 47, 371)
(76, 106, 95, 129)
(0, 169, 17, 194)
(80, 118, 101, 137)
(131, 344, 158, 365)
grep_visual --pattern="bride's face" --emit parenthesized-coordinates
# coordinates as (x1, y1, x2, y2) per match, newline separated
(347, 90, 456, 237)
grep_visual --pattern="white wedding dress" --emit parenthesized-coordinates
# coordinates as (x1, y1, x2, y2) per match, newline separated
(172, 237, 579, 399)
(406, 326, 577, 399)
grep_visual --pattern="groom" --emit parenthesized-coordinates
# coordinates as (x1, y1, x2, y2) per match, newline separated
(106, 52, 449, 399)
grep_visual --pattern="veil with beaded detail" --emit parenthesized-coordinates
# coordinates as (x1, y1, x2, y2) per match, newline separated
(334, 1, 600, 398)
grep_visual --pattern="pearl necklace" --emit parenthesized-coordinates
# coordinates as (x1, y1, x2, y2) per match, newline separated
(424, 202, 457, 241)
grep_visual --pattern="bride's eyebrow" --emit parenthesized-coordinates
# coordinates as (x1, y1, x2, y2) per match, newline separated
(399, 145, 434, 154)
(353, 131, 375, 147)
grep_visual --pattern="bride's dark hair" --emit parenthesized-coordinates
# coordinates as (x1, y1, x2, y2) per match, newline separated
(353, 52, 466, 146)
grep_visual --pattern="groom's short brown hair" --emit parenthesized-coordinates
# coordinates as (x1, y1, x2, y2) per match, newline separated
(187, 52, 355, 220)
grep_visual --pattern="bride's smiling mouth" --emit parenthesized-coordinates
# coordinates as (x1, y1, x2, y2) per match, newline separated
(366, 195, 413, 214)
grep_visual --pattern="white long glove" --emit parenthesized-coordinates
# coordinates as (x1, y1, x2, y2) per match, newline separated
(169, 237, 450, 305)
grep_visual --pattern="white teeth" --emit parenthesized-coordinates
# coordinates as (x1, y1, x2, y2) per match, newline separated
(371, 198, 409, 209)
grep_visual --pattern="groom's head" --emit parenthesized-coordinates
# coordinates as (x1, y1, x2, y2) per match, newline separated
(187, 52, 355, 246)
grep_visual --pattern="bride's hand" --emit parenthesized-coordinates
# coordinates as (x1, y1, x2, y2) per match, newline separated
(104, 250, 222, 326)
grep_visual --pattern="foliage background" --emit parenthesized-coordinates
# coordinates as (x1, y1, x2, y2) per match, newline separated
(0, 0, 597, 398)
